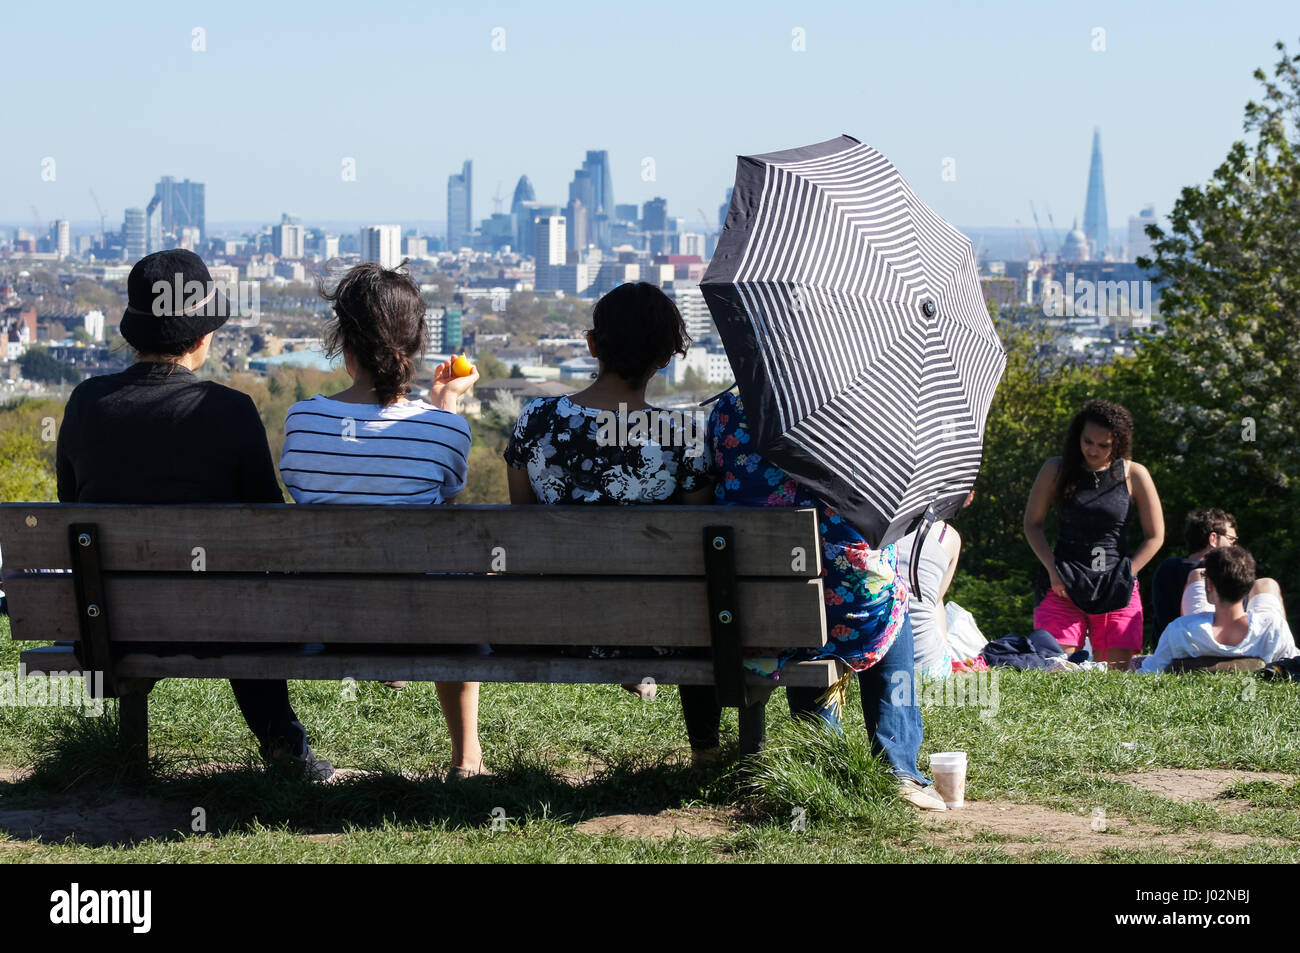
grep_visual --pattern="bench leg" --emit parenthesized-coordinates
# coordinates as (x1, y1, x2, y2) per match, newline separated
(738, 690, 771, 757)
(119, 690, 150, 778)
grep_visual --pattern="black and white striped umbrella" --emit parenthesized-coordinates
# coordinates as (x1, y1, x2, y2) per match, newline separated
(701, 134, 1006, 553)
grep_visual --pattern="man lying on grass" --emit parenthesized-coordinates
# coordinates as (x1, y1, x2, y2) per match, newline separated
(1130, 545, 1297, 673)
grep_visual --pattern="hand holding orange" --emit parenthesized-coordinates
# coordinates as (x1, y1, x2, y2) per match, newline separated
(450, 354, 476, 378)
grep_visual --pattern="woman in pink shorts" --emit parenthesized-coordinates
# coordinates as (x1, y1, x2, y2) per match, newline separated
(1023, 400, 1165, 667)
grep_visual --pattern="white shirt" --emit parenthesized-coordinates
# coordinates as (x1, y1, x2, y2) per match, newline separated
(894, 523, 955, 678)
(1139, 591, 1297, 672)
(280, 395, 471, 504)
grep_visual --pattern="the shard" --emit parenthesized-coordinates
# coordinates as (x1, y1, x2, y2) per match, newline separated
(1083, 128, 1109, 260)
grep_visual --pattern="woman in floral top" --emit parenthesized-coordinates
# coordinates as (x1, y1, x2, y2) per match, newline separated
(698, 390, 944, 810)
(504, 282, 715, 717)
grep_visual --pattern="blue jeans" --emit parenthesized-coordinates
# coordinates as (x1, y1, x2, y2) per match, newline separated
(786, 612, 928, 785)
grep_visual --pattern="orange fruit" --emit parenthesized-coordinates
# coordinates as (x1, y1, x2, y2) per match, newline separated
(450, 354, 475, 378)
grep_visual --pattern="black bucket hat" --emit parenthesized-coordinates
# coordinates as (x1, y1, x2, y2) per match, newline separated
(119, 249, 232, 352)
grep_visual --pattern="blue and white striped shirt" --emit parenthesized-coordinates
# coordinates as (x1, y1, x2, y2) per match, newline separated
(280, 395, 471, 504)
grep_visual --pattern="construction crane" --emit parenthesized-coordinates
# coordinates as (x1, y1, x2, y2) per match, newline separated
(1029, 202, 1051, 259)
(1045, 205, 1061, 251)
(491, 182, 504, 215)
(1013, 219, 1040, 260)
(89, 188, 107, 238)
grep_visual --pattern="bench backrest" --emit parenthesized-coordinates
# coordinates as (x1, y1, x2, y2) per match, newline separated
(0, 504, 826, 653)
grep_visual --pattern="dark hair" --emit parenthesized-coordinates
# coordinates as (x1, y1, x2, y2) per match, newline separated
(589, 282, 690, 384)
(319, 260, 426, 405)
(1204, 545, 1255, 603)
(1185, 507, 1237, 551)
(131, 335, 206, 376)
(1056, 399, 1135, 504)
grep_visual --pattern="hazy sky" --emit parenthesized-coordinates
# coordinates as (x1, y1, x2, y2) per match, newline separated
(5, 0, 1298, 234)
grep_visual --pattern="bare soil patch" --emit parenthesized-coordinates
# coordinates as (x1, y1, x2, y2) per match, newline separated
(1112, 768, 1292, 808)
(0, 791, 194, 847)
(921, 799, 1285, 857)
(575, 808, 733, 840)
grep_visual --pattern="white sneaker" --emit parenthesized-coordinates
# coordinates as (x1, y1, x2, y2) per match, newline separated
(898, 778, 948, 811)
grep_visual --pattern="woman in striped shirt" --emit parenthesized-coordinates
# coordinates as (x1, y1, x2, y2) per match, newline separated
(280, 261, 486, 780)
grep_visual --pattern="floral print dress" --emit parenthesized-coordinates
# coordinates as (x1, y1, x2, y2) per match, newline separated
(505, 394, 712, 658)
(707, 391, 908, 679)
(504, 395, 709, 505)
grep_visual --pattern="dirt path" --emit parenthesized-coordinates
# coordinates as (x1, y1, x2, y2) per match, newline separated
(920, 769, 1296, 858)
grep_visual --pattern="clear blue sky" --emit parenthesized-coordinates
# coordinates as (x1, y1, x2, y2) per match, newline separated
(5, 0, 1298, 234)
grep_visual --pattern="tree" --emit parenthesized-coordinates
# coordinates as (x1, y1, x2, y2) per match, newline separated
(19, 347, 81, 384)
(509, 364, 525, 378)
(1132, 38, 1300, 598)
(681, 367, 708, 393)
(0, 425, 57, 502)
(475, 350, 510, 381)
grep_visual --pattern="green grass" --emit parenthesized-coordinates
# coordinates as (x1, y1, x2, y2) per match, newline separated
(2, 614, 1298, 863)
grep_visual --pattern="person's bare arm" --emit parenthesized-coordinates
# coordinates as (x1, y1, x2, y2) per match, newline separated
(1182, 566, 1211, 615)
(937, 525, 961, 601)
(1126, 461, 1165, 574)
(507, 466, 538, 504)
(1024, 457, 1066, 596)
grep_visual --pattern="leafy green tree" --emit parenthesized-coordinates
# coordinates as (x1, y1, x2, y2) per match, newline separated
(0, 426, 56, 502)
(1132, 38, 1300, 598)
(475, 350, 510, 381)
(19, 347, 80, 384)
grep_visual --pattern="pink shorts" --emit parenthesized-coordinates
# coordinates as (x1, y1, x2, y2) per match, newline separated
(1032, 579, 1143, 653)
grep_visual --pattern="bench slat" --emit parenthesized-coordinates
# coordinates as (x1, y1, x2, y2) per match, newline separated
(0, 504, 823, 577)
(18, 645, 843, 688)
(5, 574, 828, 648)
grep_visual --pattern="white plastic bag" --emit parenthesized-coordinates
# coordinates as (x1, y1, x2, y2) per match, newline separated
(944, 600, 987, 659)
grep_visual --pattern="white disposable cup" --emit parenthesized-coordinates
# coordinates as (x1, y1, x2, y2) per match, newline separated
(929, 751, 968, 808)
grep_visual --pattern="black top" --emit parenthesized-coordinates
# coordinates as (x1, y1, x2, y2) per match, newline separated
(1036, 460, 1136, 614)
(56, 362, 283, 504)
(1150, 554, 1204, 644)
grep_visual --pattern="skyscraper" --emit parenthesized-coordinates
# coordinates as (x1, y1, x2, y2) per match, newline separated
(643, 198, 668, 255)
(359, 225, 402, 269)
(1127, 205, 1157, 262)
(566, 199, 588, 259)
(154, 176, 205, 242)
(1083, 129, 1109, 261)
(123, 208, 146, 262)
(510, 175, 536, 253)
(535, 216, 566, 269)
(50, 219, 70, 259)
(272, 214, 305, 259)
(582, 150, 613, 217)
(144, 195, 163, 255)
(447, 160, 473, 250)
(567, 169, 594, 250)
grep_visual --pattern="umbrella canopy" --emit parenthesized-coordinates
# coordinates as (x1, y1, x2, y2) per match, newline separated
(701, 134, 1006, 549)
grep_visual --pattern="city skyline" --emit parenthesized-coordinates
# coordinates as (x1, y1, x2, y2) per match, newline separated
(5, 2, 1299, 234)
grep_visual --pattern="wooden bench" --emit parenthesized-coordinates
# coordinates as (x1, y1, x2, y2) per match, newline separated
(0, 503, 840, 765)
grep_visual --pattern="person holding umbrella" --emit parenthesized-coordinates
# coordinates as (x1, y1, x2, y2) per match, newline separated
(696, 135, 1006, 807)
(693, 390, 947, 811)
(1023, 399, 1165, 667)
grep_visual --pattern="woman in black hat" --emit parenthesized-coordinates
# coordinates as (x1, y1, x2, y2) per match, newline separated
(55, 249, 333, 780)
